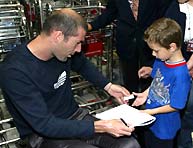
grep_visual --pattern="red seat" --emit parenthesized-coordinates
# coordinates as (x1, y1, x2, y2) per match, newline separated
(82, 31, 104, 57)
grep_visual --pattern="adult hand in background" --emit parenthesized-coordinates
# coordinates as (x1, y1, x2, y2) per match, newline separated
(187, 54, 193, 78)
(189, 68, 193, 78)
(87, 23, 92, 31)
(138, 66, 152, 78)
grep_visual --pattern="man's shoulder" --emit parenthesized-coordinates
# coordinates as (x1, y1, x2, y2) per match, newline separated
(2, 48, 23, 64)
(0, 44, 31, 73)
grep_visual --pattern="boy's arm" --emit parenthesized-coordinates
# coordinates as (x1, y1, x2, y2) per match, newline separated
(142, 104, 177, 115)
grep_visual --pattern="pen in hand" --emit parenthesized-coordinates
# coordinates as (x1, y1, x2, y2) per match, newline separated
(120, 118, 128, 126)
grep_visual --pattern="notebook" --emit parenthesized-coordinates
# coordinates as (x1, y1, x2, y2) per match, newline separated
(95, 104, 156, 127)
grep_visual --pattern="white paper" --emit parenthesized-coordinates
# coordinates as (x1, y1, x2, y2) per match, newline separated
(95, 104, 156, 127)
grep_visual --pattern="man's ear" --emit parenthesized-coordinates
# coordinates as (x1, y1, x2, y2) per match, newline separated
(52, 30, 64, 43)
(169, 43, 177, 52)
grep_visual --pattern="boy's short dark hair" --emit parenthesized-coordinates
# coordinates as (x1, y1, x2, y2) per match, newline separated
(144, 18, 182, 49)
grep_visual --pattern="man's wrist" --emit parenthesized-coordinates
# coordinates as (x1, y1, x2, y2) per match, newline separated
(104, 82, 113, 92)
(94, 120, 108, 133)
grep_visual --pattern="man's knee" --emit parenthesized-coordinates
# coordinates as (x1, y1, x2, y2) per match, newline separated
(115, 136, 141, 148)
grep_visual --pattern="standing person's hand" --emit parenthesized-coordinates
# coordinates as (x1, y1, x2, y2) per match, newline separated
(138, 66, 152, 78)
(104, 83, 130, 104)
(94, 119, 134, 137)
(187, 55, 193, 78)
(189, 68, 193, 78)
(87, 23, 92, 31)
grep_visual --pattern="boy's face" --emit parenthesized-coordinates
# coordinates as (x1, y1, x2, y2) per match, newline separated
(147, 42, 172, 61)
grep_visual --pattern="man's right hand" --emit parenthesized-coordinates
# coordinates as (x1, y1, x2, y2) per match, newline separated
(94, 119, 134, 137)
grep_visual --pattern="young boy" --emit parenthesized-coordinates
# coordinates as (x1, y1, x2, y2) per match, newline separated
(132, 18, 191, 148)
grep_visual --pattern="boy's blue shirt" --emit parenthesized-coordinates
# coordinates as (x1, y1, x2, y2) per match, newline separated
(146, 59, 191, 139)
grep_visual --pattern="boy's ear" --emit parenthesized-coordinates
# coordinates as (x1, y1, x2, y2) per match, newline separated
(169, 43, 177, 52)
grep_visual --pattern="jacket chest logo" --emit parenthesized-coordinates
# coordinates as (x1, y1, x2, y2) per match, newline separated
(54, 71, 66, 89)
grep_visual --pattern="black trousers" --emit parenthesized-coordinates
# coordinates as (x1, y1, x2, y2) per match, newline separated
(144, 130, 173, 148)
(39, 134, 139, 148)
(20, 108, 140, 148)
(177, 82, 193, 148)
(119, 58, 152, 93)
